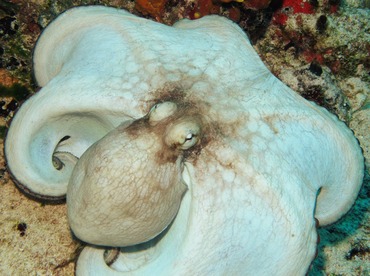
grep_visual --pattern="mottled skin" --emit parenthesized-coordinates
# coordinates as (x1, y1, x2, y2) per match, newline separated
(68, 103, 200, 246)
(4, 6, 363, 276)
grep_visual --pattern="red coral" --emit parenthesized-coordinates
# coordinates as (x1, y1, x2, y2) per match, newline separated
(188, 0, 220, 19)
(328, 0, 340, 13)
(272, 0, 316, 26)
(281, 0, 315, 14)
(243, 0, 271, 10)
(273, 11, 288, 25)
(303, 50, 324, 64)
(329, 4, 339, 13)
(135, 0, 167, 20)
(227, 6, 241, 22)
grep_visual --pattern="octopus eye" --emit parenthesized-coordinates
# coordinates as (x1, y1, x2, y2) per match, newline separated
(186, 133, 193, 140)
(165, 119, 202, 150)
(149, 102, 178, 125)
(182, 132, 198, 150)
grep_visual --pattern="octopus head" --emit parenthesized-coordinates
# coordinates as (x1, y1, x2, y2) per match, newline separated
(67, 101, 203, 247)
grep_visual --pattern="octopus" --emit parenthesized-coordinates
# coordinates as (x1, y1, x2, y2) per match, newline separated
(4, 6, 364, 275)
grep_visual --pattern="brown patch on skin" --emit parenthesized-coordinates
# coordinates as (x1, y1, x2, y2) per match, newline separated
(125, 86, 220, 166)
(124, 116, 149, 137)
(125, 105, 210, 165)
(145, 85, 187, 108)
(262, 114, 280, 134)
(127, 84, 275, 174)
(145, 84, 211, 116)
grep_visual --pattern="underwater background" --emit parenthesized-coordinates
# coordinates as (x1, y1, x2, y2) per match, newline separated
(0, 0, 369, 274)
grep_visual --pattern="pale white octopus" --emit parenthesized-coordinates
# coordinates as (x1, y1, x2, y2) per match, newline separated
(4, 6, 364, 275)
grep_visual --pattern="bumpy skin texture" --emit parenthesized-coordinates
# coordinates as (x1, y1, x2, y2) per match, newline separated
(68, 106, 192, 247)
(4, 6, 364, 276)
